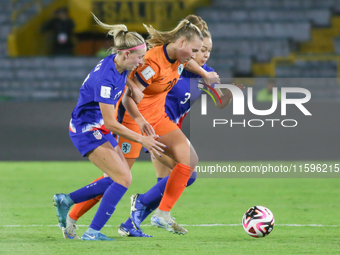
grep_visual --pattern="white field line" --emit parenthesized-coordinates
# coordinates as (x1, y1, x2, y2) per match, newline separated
(2, 224, 340, 227)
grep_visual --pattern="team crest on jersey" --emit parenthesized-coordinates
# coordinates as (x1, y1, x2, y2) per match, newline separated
(93, 130, 102, 140)
(178, 64, 183, 75)
(121, 142, 131, 154)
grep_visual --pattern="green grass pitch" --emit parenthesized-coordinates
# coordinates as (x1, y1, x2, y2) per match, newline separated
(1, 161, 339, 254)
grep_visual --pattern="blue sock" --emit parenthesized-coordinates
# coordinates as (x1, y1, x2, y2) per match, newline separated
(69, 177, 113, 203)
(140, 172, 197, 221)
(123, 218, 134, 229)
(123, 177, 164, 229)
(90, 182, 127, 231)
(137, 172, 195, 206)
(123, 172, 196, 228)
(140, 177, 164, 222)
(139, 176, 169, 206)
(141, 197, 162, 222)
(186, 171, 197, 187)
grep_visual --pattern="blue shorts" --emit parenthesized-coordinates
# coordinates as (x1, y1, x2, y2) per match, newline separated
(69, 130, 118, 157)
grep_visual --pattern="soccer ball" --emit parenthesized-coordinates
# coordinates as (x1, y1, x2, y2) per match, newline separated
(242, 206, 274, 238)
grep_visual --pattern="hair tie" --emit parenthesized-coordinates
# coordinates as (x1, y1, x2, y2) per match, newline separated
(117, 43, 147, 52)
(186, 21, 191, 26)
(123, 31, 128, 34)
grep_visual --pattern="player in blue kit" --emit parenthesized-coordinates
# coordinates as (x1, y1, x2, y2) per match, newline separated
(52, 15, 165, 241)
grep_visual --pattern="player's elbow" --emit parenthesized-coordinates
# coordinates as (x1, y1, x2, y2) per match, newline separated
(217, 103, 224, 109)
(122, 95, 133, 109)
(219, 98, 232, 109)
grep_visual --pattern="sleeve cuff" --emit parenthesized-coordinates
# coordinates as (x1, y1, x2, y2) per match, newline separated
(135, 72, 149, 87)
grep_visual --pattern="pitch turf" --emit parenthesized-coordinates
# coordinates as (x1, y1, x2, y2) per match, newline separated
(1, 161, 339, 254)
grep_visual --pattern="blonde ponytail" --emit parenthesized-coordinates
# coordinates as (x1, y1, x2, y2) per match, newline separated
(144, 16, 203, 48)
(184, 14, 211, 38)
(92, 13, 145, 53)
(185, 14, 208, 32)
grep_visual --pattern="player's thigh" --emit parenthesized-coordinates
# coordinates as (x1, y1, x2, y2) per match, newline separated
(88, 141, 132, 187)
(158, 129, 198, 168)
(103, 157, 135, 178)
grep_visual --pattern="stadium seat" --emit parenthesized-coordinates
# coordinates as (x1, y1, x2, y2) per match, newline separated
(212, 0, 340, 9)
(275, 61, 337, 78)
(0, 57, 101, 100)
(209, 22, 311, 42)
(197, 8, 331, 27)
(333, 37, 340, 54)
(212, 38, 292, 62)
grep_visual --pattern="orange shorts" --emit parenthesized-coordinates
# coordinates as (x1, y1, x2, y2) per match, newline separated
(117, 115, 179, 158)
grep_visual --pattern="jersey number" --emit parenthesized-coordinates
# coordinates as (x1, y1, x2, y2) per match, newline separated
(114, 90, 122, 101)
(180, 92, 191, 104)
(164, 78, 177, 91)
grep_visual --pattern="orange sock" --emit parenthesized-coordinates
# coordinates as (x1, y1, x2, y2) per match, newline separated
(68, 176, 104, 221)
(159, 163, 191, 212)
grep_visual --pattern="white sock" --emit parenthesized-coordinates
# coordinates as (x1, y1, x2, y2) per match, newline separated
(157, 209, 170, 216)
(67, 214, 77, 225)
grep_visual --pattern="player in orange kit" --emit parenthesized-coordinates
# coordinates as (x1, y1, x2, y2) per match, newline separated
(117, 19, 209, 235)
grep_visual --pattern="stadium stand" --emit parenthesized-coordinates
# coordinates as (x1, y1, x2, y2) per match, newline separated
(197, 8, 331, 26)
(195, 0, 340, 100)
(211, 0, 340, 11)
(333, 36, 340, 54)
(1, 0, 340, 101)
(0, 0, 101, 100)
(0, 57, 99, 100)
(0, 1, 10, 57)
(275, 60, 338, 78)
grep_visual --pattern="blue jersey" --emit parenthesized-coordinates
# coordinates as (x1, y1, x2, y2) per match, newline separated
(69, 54, 128, 134)
(165, 63, 214, 125)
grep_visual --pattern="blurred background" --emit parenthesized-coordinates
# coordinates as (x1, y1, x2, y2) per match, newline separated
(1, 0, 340, 161)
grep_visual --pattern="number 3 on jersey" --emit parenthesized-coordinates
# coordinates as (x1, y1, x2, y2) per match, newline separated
(181, 92, 191, 104)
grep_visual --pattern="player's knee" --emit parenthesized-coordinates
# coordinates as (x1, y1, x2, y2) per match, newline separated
(124, 173, 132, 187)
(186, 171, 197, 187)
(190, 153, 199, 169)
(116, 172, 132, 188)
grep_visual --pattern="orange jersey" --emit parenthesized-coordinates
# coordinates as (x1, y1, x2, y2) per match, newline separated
(123, 44, 186, 124)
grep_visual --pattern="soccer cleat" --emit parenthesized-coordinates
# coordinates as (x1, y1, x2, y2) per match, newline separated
(118, 223, 153, 237)
(53, 193, 72, 229)
(130, 194, 147, 230)
(81, 229, 114, 241)
(63, 216, 80, 239)
(151, 210, 188, 235)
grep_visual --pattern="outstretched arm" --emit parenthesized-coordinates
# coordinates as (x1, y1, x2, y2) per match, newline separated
(185, 59, 220, 85)
(213, 83, 245, 109)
